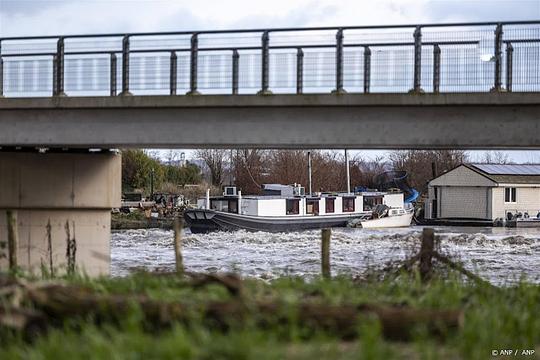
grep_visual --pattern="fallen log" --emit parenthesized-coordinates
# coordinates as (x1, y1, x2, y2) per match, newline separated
(21, 283, 462, 340)
(0, 305, 48, 340)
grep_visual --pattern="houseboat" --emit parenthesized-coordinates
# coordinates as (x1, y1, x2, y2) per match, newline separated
(184, 184, 410, 233)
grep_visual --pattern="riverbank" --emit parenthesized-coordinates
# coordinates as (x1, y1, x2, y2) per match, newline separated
(111, 212, 174, 230)
(1, 272, 538, 359)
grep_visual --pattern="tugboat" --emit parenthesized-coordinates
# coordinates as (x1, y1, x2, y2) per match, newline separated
(184, 184, 409, 233)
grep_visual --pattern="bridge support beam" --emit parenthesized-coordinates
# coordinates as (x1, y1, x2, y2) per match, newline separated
(0, 151, 121, 276)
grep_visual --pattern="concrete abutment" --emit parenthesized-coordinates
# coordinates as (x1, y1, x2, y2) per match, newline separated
(0, 151, 121, 276)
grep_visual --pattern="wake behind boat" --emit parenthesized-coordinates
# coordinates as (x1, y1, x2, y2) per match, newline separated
(184, 184, 410, 233)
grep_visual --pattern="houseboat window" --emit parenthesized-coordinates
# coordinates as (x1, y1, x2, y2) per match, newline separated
(363, 196, 383, 211)
(286, 199, 300, 215)
(342, 197, 355, 212)
(306, 199, 320, 215)
(325, 198, 335, 213)
(210, 199, 238, 213)
(504, 187, 516, 203)
(228, 200, 238, 213)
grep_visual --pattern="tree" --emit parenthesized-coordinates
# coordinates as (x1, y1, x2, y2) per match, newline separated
(121, 149, 164, 193)
(480, 151, 510, 164)
(388, 150, 468, 193)
(195, 149, 227, 187)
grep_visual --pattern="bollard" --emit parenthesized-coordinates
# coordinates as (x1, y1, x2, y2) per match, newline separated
(6, 210, 18, 271)
(420, 228, 435, 281)
(174, 216, 184, 273)
(321, 228, 331, 279)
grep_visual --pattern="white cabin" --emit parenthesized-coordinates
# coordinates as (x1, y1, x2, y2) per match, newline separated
(197, 185, 404, 217)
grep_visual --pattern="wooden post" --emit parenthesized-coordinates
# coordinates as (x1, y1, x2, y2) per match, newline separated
(321, 228, 331, 279)
(420, 228, 434, 281)
(173, 216, 184, 274)
(6, 210, 18, 270)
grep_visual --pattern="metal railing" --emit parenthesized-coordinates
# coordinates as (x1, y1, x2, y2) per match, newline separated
(0, 21, 539, 97)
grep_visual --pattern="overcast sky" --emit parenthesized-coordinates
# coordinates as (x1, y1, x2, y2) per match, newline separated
(1, 0, 539, 162)
(1, 0, 539, 36)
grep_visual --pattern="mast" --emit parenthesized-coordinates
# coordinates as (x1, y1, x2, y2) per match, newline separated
(307, 151, 312, 195)
(345, 149, 351, 194)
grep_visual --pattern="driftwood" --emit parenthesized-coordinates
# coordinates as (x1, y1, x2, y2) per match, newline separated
(8, 282, 462, 340)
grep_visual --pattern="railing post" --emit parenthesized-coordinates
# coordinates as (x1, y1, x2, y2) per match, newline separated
(55, 37, 65, 96)
(52, 55, 58, 96)
(187, 33, 200, 95)
(493, 23, 504, 92)
(333, 28, 346, 94)
(110, 53, 117, 96)
(296, 48, 303, 94)
(363, 46, 371, 94)
(0, 41, 3, 97)
(433, 44, 441, 94)
(0, 56, 3, 98)
(120, 35, 132, 96)
(232, 49, 239, 95)
(412, 26, 423, 93)
(258, 31, 272, 95)
(170, 51, 177, 95)
(506, 43, 513, 93)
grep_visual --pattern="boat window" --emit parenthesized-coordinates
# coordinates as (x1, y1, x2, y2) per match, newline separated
(342, 197, 355, 212)
(228, 200, 238, 213)
(306, 198, 320, 215)
(210, 199, 238, 213)
(286, 199, 300, 215)
(363, 196, 383, 211)
(325, 198, 335, 213)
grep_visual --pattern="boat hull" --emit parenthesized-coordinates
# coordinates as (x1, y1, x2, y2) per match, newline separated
(357, 211, 414, 229)
(184, 209, 368, 233)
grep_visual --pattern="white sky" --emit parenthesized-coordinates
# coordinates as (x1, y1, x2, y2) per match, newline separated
(1, 0, 539, 162)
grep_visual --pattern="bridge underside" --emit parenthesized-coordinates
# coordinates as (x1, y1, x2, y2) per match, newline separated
(1, 93, 539, 149)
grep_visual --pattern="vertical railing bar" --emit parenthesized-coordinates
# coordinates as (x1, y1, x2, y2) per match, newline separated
(170, 51, 177, 95)
(433, 44, 441, 94)
(110, 53, 117, 96)
(55, 37, 65, 96)
(333, 28, 345, 94)
(258, 31, 271, 95)
(52, 55, 58, 96)
(363, 46, 371, 94)
(296, 47, 303, 94)
(505, 42, 513, 92)
(232, 49, 239, 95)
(120, 35, 131, 96)
(493, 23, 503, 92)
(187, 33, 200, 95)
(0, 43, 3, 97)
(412, 26, 423, 93)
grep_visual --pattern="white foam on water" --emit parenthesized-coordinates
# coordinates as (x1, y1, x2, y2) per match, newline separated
(111, 226, 540, 284)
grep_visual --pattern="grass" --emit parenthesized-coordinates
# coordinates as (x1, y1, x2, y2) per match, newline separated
(1, 271, 539, 359)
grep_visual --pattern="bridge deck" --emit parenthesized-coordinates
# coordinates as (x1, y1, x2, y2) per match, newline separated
(1, 93, 539, 149)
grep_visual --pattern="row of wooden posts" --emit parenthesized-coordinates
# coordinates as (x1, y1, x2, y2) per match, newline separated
(171, 218, 448, 282)
(4, 210, 479, 283)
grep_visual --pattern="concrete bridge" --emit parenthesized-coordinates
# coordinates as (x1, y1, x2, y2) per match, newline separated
(1, 93, 539, 149)
(1, 20, 539, 276)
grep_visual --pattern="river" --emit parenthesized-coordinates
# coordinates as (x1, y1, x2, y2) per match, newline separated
(111, 226, 540, 285)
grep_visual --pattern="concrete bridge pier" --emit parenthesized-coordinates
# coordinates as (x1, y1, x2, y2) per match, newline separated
(0, 151, 121, 276)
